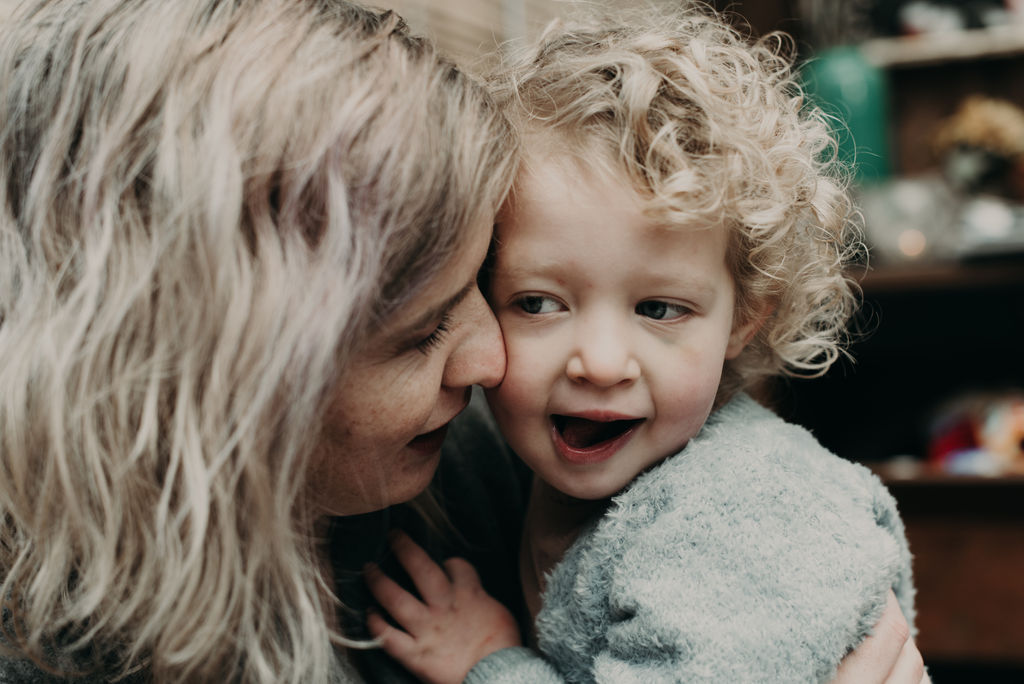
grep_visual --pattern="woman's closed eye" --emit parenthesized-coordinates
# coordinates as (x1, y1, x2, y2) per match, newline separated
(514, 294, 564, 315)
(635, 300, 691, 321)
(414, 312, 453, 354)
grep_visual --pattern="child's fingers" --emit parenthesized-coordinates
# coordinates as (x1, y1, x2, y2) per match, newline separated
(366, 609, 419, 660)
(443, 556, 482, 588)
(364, 562, 429, 629)
(389, 531, 454, 604)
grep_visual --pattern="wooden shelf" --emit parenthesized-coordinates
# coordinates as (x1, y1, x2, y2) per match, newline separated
(860, 24, 1024, 68)
(873, 462, 1024, 489)
(856, 258, 1024, 294)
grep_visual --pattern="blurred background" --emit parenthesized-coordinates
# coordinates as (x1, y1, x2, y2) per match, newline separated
(388, 1, 1024, 681)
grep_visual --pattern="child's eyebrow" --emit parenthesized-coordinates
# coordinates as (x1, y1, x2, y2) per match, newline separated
(495, 258, 563, 279)
(642, 274, 718, 297)
(500, 261, 719, 297)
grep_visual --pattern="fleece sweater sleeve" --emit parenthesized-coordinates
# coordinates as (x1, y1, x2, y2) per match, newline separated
(464, 647, 565, 684)
(580, 466, 909, 683)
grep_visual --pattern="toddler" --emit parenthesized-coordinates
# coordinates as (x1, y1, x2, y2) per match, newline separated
(365, 5, 917, 683)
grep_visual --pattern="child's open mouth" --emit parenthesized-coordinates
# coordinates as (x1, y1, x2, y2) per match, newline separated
(551, 414, 643, 464)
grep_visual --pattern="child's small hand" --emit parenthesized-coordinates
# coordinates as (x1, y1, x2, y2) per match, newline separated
(364, 531, 522, 684)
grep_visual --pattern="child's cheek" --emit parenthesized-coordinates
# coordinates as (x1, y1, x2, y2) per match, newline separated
(655, 364, 722, 437)
(497, 334, 544, 403)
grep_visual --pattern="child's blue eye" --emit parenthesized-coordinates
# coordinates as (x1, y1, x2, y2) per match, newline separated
(516, 295, 562, 315)
(636, 300, 690, 321)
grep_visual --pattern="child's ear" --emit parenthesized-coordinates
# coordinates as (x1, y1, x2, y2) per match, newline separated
(725, 305, 773, 360)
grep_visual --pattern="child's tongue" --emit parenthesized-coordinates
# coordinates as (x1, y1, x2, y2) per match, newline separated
(556, 416, 639, 449)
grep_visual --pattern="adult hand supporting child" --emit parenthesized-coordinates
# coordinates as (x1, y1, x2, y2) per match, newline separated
(834, 591, 929, 684)
(366, 531, 523, 684)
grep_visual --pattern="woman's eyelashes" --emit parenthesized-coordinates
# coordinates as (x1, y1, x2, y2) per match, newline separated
(414, 313, 453, 354)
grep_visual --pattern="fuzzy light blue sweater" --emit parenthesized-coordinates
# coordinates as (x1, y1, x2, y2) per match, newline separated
(465, 393, 915, 684)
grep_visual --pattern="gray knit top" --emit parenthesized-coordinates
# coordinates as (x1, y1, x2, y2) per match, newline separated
(466, 393, 915, 684)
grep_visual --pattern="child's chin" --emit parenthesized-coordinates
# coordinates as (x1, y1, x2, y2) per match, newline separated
(550, 473, 625, 502)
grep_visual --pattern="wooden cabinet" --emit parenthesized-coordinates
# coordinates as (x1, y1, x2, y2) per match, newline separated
(881, 475, 1024, 667)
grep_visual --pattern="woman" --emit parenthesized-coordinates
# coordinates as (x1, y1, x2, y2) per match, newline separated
(0, 1, 922, 682)
(0, 0, 513, 680)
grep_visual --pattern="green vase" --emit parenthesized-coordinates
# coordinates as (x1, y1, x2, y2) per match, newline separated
(802, 46, 891, 183)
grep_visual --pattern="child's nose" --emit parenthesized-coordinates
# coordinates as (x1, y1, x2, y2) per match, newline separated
(566, 322, 641, 388)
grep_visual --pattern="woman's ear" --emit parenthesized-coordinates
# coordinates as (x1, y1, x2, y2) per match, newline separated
(725, 303, 774, 360)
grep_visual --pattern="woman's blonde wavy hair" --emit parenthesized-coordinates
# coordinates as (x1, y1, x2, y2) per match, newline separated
(488, 3, 863, 400)
(0, 0, 515, 682)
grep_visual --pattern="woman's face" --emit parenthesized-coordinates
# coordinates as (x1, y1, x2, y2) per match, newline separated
(310, 218, 504, 516)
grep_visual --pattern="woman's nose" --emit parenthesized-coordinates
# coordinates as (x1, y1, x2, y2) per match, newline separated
(443, 288, 506, 389)
(566, 319, 640, 388)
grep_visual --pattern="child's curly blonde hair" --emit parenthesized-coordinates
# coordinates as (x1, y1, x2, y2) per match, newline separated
(488, 3, 863, 400)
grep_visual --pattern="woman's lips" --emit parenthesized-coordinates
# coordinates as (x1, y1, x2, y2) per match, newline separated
(406, 395, 470, 454)
(406, 423, 450, 453)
